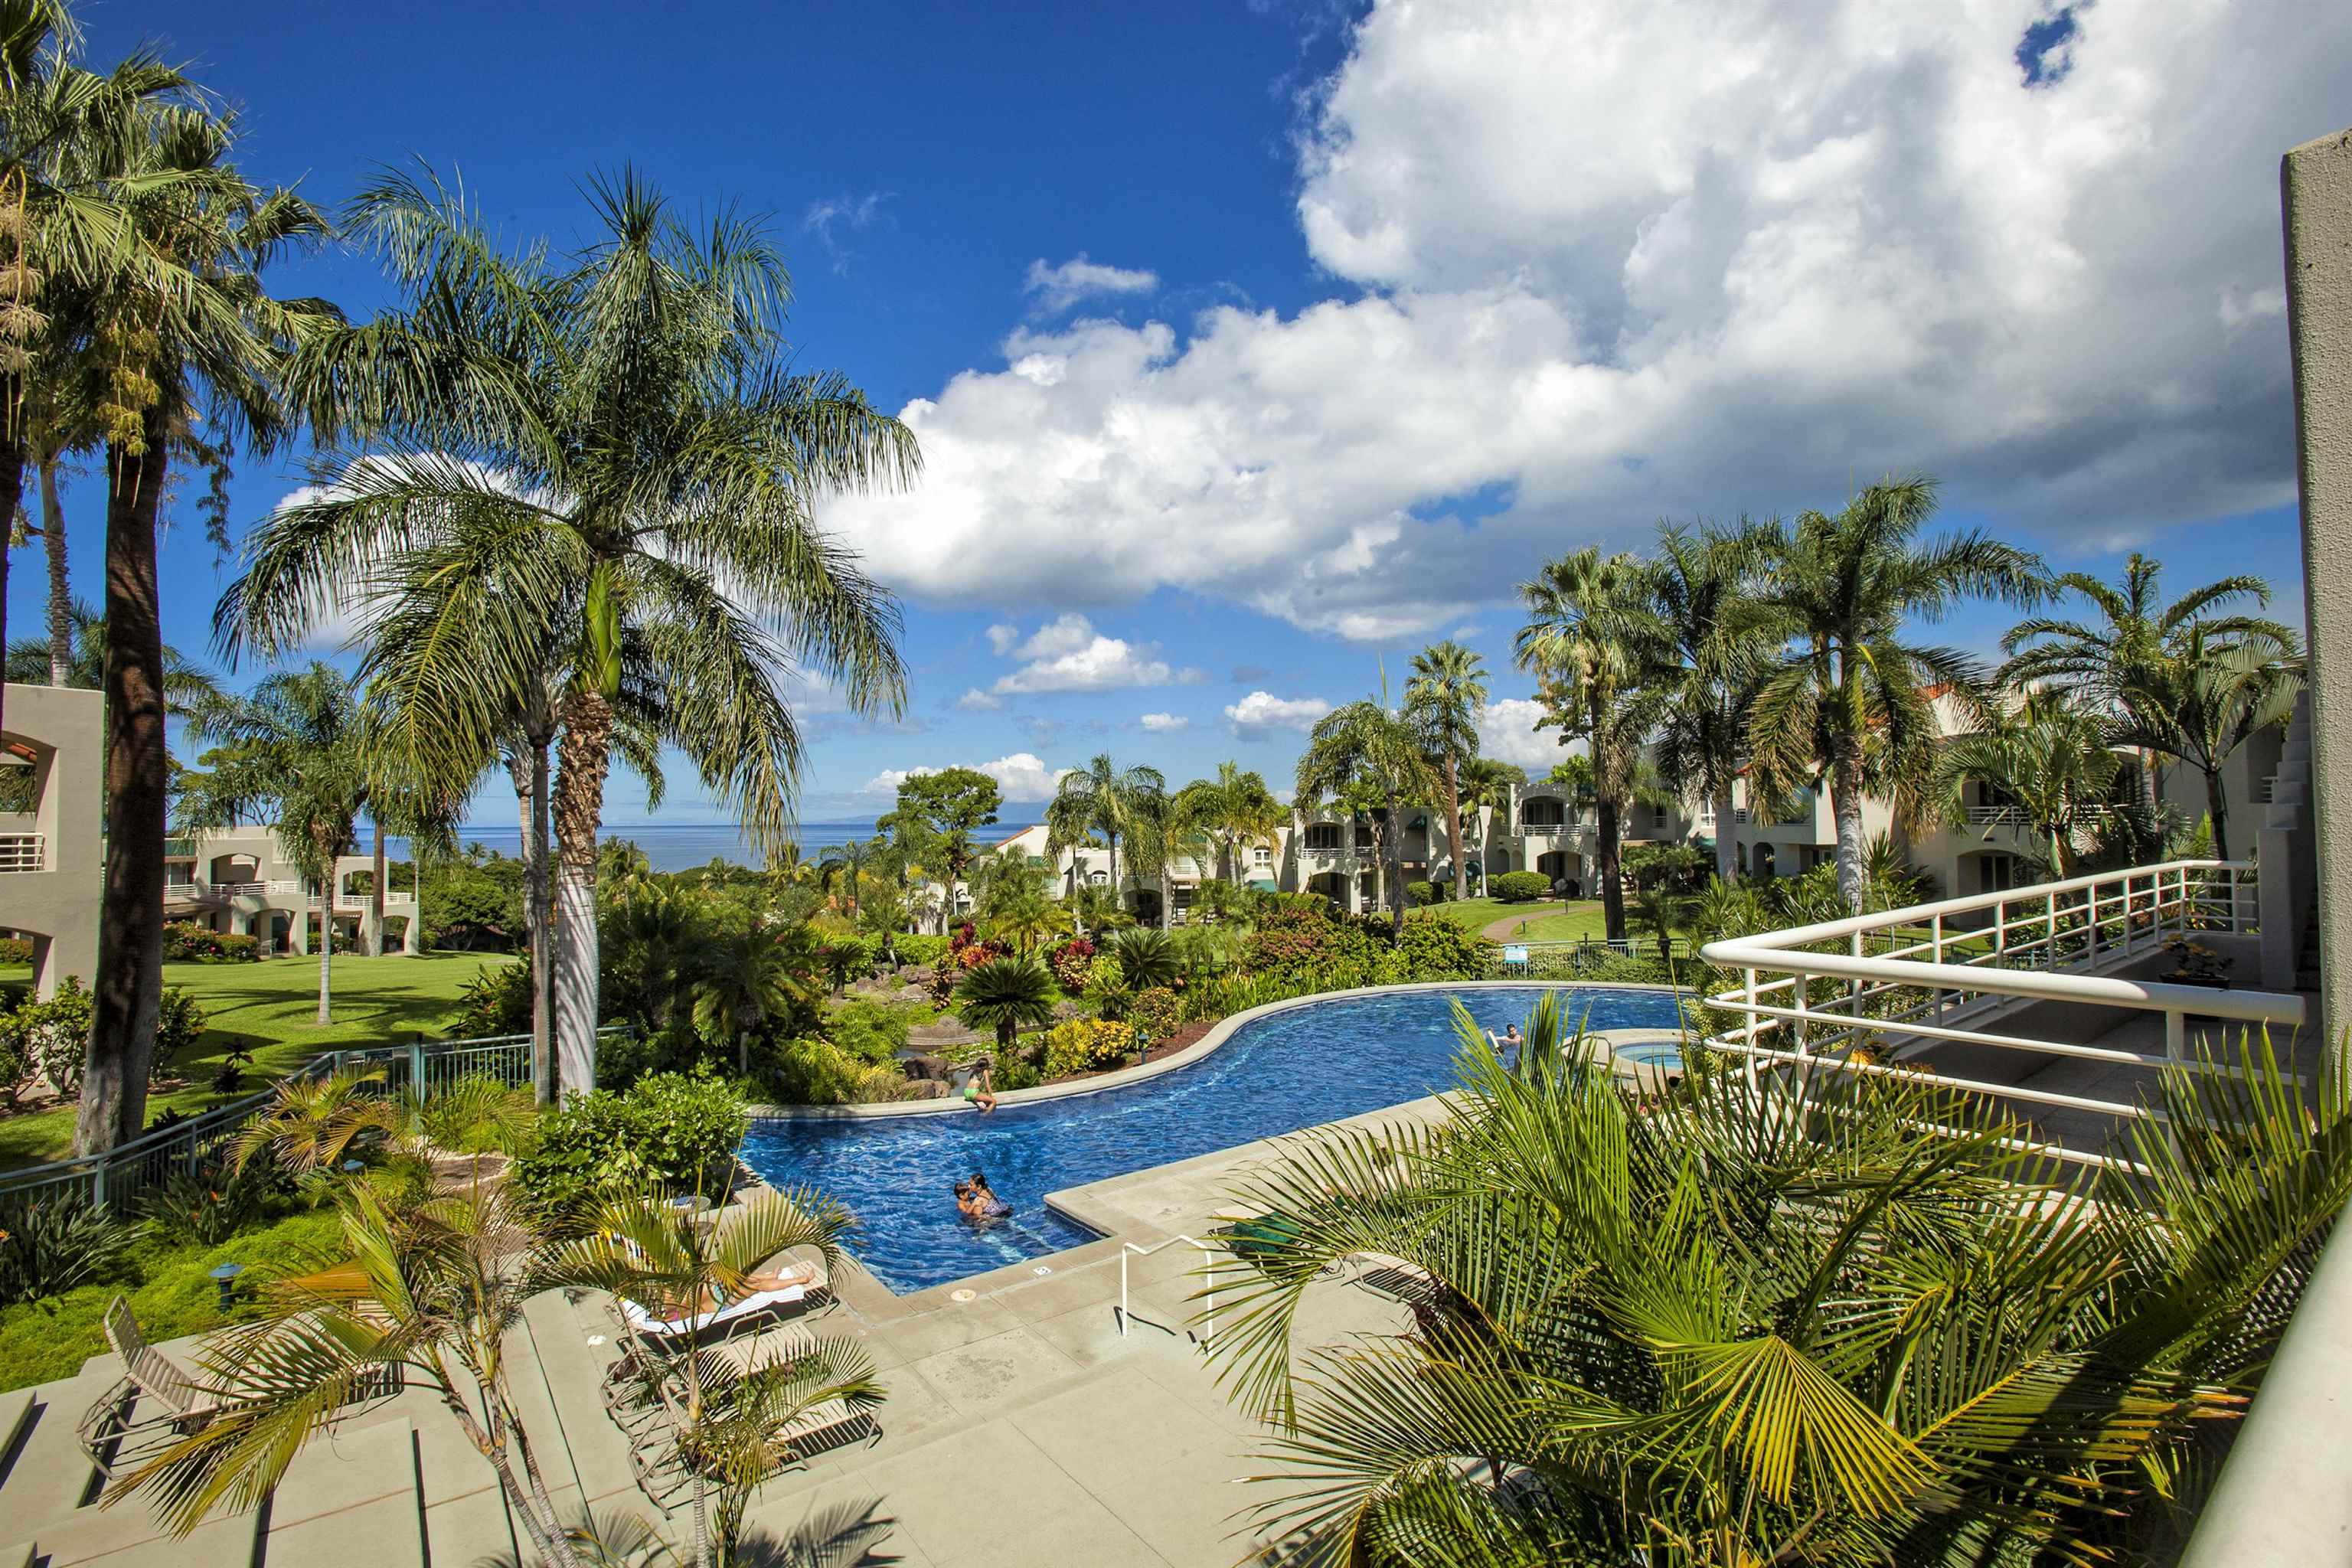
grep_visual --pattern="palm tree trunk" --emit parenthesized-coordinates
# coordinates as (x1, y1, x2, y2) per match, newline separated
(552, 690, 616, 1100)
(316, 880, 335, 1026)
(1714, 779, 1737, 884)
(77, 423, 168, 1155)
(2205, 765, 2231, 864)
(1595, 794, 1627, 942)
(2140, 746, 2163, 821)
(509, 730, 556, 1102)
(1831, 744, 1870, 913)
(0, 434, 20, 735)
(1444, 751, 1468, 904)
(1383, 790, 1406, 937)
(41, 452, 71, 686)
(369, 821, 387, 956)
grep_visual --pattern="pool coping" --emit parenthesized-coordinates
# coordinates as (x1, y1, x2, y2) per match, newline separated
(746, 976, 1687, 1122)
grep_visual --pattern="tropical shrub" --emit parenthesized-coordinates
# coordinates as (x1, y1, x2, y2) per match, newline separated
(825, 998, 915, 1066)
(1109, 928, 1182, 990)
(1404, 880, 1440, 906)
(1243, 894, 1383, 986)
(1046, 936, 1096, 992)
(1393, 914, 1493, 981)
(159, 923, 261, 963)
(511, 1071, 749, 1212)
(155, 985, 210, 1063)
(0, 937, 31, 965)
(1128, 985, 1181, 1042)
(0, 975, 93, 1095)
(758, 1038, 904, 1106)
(993, 1055, 1043, 1092)
(1041, 1018, 1135, 1079)
(893, 933, 950, 969)
(140, 1157, 284, 1248)
(1489, 869, 1550, 903)
(1080, 952, 1132, 1020)
(0, 1193, 139, 1307)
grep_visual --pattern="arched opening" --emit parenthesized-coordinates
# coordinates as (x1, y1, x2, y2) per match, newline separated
(1752, 842, 1777, 878)
(1305, 871, 1349, 909)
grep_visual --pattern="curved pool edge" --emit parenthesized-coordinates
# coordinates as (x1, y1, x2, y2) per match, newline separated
(747, 976, 1690, 1122)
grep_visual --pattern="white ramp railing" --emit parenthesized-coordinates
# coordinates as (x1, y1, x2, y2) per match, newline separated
(1699, 860, 2304, 1166)
(1118, 1234, 1221, 1346)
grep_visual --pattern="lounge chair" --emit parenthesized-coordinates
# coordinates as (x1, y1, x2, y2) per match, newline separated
(79, 1297, 226, 1473)
(616, 1258, 829, 1343)
(1351, 1252, 1445, 1311)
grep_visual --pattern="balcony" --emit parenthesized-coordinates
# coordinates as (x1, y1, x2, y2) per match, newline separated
(0, 831, 45, 873)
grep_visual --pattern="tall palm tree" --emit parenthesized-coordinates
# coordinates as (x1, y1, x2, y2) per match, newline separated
(1044, 752, 1165, 913)
(1452, 757, 1521, 897)
(2001, 552, 2292, 819)
(2112, 627, 2303, 861)
(1515, 548, 1660, 940)
(1295, 683, 1436, 938)
(1645, 522, 1783, 883)
(4, 598, 219, 705)
(1402, 641, 1488, 904)
(1747, 476, 2046, 913)
(1936, 689, 2124, 879)
(1172, 761, 1283, 883)
(219, 166, 915, 1101)
(175, 664, 373, 1025)
(1211, 1011, 2351, 1566)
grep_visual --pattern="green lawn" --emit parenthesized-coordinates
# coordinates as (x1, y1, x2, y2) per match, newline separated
(1421, 897, 1615, 944)
(0, 950, 516, 1171)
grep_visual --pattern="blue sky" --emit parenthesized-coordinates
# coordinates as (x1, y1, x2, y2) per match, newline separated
(11, 0, 2337, 828)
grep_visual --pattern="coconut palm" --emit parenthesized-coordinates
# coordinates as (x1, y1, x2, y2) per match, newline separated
(175, 664, 374, 1026)
(5, 598, 221, 706)
(1935, 689, 2125, 880)
(1402, 642, 1488, 904)
(1746, 477, 2046, 913)
(1645, 522, 1783, 883)
(691, 928, 819, 1076)
(1452, 757, 1521, 896)
(953, 955, 1056, 1054)
(1515, 548, 1662, 941)
(2112, 626, 2302, 862)
(1173, 762, 1285, 884)
(1044, 753, 1166, 912)
(2001, 553, 2289, 818)
(217, 165, 915, 1102)
(1210, 1011, 2350, 1567)
(1295, 688, 1439, 938)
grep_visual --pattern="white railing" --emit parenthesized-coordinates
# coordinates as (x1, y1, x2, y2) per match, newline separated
(1698, 860, 2301, 1168)
(1118, 1234, 1220, 1346)
(0, 832, 46, 872)
(1963, 803, 2112, 827)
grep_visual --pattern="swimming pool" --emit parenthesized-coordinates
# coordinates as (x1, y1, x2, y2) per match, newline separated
(740, 985, 1684, 1292)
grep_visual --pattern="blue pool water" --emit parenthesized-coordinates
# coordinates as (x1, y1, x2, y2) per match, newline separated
(1615, 1042, 1684, 1070)
(740, 985, 1684, 1292)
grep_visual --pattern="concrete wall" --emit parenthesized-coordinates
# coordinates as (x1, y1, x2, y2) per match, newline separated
(0, 683, 102, 998)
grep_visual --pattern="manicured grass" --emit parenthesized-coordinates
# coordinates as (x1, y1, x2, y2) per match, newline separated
(1419, 896, 1615, 943)
(0, 950, 516, 1171)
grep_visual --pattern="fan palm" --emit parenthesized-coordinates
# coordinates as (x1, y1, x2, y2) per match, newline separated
(1403, 642, 1489, 904)
(1296, 678, 1437, 939)
(1514, 548, 1661, 941)
(2000, 552, 2289, 818)
(1935, 689, 2124, 879)
(1210, 1011, 2350, 1567)
(217, 165, 916, 1102)
(1045, 753, 1166, 914)
(1645, 522, 1784, 883)
(1174, 762, 1285, 884)
(691, 928, 819, 1076)
(953, 955, 1055, 1054)
(1747, 476, 2046, 913)
(2111, 626, 2302, 862)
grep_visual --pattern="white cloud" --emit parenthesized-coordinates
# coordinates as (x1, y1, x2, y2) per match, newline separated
(1477, 697, 1567, 769)
(825, 0, 2340, 636)
(984, 624, 1021, 655)
(1225, 691, 1332, 738)
(987, 612, 1198, 694)
(1023, 253, 1160, 315)
(802, 191, 893, 273)
(858, 765, 934, 797)
(859, 753, 1071, 802)
(1138, 712, 1189, 732)
(955, 688, 1002, 712)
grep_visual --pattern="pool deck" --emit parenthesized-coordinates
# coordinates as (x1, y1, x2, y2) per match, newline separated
(0, 1098, 1446, 1568)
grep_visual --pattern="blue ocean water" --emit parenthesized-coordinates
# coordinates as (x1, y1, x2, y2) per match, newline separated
(740, 985, 1685, 1292)
(390, 819, 1035, 874)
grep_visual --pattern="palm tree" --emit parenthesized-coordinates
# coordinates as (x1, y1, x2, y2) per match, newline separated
(55, 92, 331, 1155)
(1210, 1011, 2350, 1566)
(2112, 627, 2302, 861)
(1645, 523, 1783, 883)
(1452, 757, 1521, 897)
(1068, 880, 1129, 938)
(175, 664, 373, 1025)
(954, 955, 1055, 1054)
(1295, 684, 1437, 938)
(1747, 477, 2046, 913)
(1935, 689, 2124, 879)
(218, 166, 916, 1101)
(5, 599, 220, 706)
(227, 1065, 399, 1176)
(1044, 753, 1166, 913)
(986, 881, 1068, 956)
(2001, 553, 2289, 819)
(817, 835, 881, 913)
(690, 928, 818, 1076)
(1402, 642, 1488, 904)
(1515, 548, 1661, 940)
(1172, 762, 1283, 884)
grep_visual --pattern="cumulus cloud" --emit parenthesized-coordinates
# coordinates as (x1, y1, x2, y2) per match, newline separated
(824, 0, 2340, 638)
(988, 612, 1199, 694)
(1226, 691, 1332, 738)
(1023, 253, 1160, 315)
(1477, 697, 1567, 769)
(1138, 712, 1190, 732)
(985, 623, 1022, 655)
(954, 688, 1002, 712)
(860, 752, 1072, 802)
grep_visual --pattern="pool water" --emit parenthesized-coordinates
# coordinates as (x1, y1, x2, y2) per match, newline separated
(1615, 1042, 1684, 1070)
(740, 985, 1684, 1292)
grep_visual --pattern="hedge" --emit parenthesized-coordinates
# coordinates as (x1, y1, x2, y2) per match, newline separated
(1491, 871, 1551, 903)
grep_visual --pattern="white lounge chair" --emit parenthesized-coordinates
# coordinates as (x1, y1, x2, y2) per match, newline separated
(616, 1257, 831, 1342)
(79, 1296, 226, 1472)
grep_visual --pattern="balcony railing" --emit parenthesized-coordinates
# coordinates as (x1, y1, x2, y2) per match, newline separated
(1698, 860, 2300, 1169)
(0, 832, 45, 873)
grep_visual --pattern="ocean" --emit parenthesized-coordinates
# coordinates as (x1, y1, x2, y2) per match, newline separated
(384, 818, 1037, 873)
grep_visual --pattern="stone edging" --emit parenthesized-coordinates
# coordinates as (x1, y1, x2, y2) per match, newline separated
(746, 977, 1689, 1122)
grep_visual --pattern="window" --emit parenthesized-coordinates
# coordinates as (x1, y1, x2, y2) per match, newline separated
(1304, 824, 1344, 851)
(1521, 797, 1566, 828)
(1088, 870, 1109, 885)
(1253, 845, 1272, 866)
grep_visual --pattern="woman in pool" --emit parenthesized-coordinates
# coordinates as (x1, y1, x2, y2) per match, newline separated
(969, 1172, 1012, 1218)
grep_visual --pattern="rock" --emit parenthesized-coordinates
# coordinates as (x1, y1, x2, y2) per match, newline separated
(902, 1054, 952, 1082)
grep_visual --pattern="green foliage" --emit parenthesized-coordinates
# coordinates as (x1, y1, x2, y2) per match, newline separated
(452, 956, 534, 1037)
(1489, 869, 1550, 903)
(0, 975, 93, 1096)
(1080, 952, 1132, 1020)
(0, 938, 29, 965)
(1393, 914, 1493, 981)
(825, 998, 917, 1067)
(1128, 985, 1181, 1042)
(757, 1038, 905, 1107)
(0, 1192, 141, 1307)
(159, 923, 261, 963)
(1046, 936, 1096, 992)
(155, 985, 210, 1063)
(954, 955, 1057, 1047)
(1041, 1018, 1135, 1079)
(422, 858, 524, 947)
(1403, 879, 1441, 906)
(139, 1157, 285, 1248)
(1109, 927, 1181, 989)
(511, 1072, 750, 1213)
(893, 933, 950, 969)
(1243, 895, 1386, 985)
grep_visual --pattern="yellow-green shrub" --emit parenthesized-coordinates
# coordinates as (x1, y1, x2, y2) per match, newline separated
(1042, 1018, 1135, 1079)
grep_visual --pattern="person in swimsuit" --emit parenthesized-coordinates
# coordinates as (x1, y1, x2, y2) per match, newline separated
(957, 1057, 998, 1112)
(968, 1172, 1012, 1218)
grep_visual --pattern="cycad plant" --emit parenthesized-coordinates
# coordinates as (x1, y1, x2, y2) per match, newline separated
(1210, 1010, 2349, 1567)
(954, 955, 1057, 1054)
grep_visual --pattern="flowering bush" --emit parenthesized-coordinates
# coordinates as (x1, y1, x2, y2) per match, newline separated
(1047, 936, 1096, 992)
(1042, 1018, 1135, 1079)
(1128, 985, 1180, 1042)
(1080, 952, 1132, 1019)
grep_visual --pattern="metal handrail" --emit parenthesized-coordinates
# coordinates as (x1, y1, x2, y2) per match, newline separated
(1118, 1233, 1221, 1345)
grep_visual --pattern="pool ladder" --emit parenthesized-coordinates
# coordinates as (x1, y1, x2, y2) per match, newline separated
(1117, 1234, 1221, 1347)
